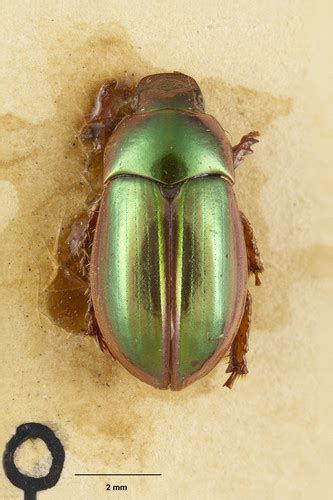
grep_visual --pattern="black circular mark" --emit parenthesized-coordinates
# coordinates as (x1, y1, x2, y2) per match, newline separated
(3, 423, 65, 497)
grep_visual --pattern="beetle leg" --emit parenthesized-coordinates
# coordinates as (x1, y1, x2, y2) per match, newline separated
(224, 291, 252, 389)
(78, 80, 135, 155)
(85, 293, 114, 358)
(240, 211, 264, 286)
(67, 198, 111, 353)
(67, 197, 101, 277)
(233, 131, 260, 168)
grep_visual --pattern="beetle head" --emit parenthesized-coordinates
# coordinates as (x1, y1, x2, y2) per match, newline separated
(133, 73, 205, 113)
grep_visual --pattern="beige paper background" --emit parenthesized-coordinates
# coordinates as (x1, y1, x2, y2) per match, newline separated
(0, 1, 331, 499)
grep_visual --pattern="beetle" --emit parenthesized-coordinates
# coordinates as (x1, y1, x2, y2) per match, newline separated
(71, 72, 263, 390)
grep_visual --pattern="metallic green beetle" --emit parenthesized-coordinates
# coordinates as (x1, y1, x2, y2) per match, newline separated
(75, 72, 263, 390)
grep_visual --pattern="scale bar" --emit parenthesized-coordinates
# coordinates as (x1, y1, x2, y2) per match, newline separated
(75, 473, 162, 477)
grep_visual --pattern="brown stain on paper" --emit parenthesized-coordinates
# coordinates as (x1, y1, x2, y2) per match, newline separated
(1, 21, 319, 470)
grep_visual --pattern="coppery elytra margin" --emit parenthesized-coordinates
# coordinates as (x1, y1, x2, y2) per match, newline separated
(68, 72, 264, 390)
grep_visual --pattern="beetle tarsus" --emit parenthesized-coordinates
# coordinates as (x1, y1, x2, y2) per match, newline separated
(240, 211, 264, 285)
(224, 291, 252, 389)
(223, 371, 239, 389)
(233, 131, 260, 168)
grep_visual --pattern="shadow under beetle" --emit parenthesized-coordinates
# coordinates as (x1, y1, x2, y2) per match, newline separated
(69, 72, 263, 390)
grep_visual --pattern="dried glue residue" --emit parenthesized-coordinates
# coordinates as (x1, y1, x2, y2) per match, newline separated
(0, 180, 19, 232)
